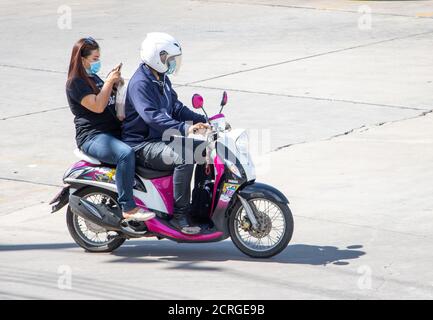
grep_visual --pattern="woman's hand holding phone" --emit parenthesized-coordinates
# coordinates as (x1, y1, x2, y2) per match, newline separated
(108, 62, 123, 87)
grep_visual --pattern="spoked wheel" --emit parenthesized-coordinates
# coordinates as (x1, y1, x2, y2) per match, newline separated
(229, 198, 294, 258)
(66, 187, 126, 253)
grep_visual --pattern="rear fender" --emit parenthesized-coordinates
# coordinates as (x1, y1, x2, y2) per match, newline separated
(49, 183, 87, 213)
(49, 186, 71, 213)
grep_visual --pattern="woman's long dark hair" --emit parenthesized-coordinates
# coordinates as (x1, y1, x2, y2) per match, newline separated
(66, 38, 100, 93)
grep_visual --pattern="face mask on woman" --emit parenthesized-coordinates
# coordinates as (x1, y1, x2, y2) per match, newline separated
(86, 60, 101, 75)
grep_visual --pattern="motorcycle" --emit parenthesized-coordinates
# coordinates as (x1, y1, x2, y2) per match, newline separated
(50, 91, 294, 258)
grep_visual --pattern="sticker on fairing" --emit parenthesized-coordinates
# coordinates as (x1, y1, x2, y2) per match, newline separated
(94, 168, 117, 183)
(220, 183, 239, 202)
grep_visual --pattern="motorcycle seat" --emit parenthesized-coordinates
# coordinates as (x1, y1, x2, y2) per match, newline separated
(135, 165, 173, 179)
(74, 149, 172, 179)
(74, 148, 101, 165)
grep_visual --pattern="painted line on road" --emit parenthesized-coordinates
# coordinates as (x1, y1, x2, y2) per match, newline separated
(184, 30, 433, 86)
(193, 0, 433, 20)
(1, 106, 69, 121)
(272, 109, 433, 152)
(178, 83, 428, 112)
(0, 64, 65, 74)
(0, 177, 62, 188)
(324, 109, 433, 141)
(3, 29, 432, 94)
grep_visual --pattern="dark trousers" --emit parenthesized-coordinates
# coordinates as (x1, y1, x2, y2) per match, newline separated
(136, 137, 206, 215)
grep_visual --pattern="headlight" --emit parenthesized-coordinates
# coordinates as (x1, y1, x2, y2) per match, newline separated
(236, 131, 249, 155)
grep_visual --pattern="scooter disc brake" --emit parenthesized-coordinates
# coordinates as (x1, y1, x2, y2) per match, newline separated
(242, 213, 272, 238)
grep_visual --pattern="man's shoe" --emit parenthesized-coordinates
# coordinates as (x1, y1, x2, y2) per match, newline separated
(170, 214, 201, 235)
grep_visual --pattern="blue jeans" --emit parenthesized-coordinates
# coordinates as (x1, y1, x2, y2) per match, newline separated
(81, 133, 136, 212)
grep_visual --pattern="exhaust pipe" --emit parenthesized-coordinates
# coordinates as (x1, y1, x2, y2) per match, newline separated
(69, 195, 122, 231)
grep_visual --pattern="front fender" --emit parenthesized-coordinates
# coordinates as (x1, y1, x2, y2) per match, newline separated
(238, 182, 289, 204)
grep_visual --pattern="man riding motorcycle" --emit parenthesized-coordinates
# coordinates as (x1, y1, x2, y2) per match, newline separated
(121, 32, 209, 235)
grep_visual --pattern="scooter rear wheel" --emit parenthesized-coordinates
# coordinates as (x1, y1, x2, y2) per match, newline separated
(229, 198, 294, 258)
(66, 187, 126, 253)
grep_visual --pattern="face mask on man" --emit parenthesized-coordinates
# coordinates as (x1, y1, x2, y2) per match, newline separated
(166, 58, 176, 75)
(86, 60, 101, 75)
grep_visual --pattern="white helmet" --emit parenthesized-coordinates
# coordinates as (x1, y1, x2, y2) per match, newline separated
(140, 32, 182, 74)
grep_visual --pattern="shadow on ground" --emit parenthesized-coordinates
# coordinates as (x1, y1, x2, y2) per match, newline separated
(0, 241, 365, 267)
(110, 241, 365, 266)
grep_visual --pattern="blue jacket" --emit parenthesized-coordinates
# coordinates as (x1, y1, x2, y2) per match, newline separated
(121, 63, 206, 149)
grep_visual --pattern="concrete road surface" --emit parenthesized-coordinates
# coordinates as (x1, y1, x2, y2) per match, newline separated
(1, 0, 433, 299)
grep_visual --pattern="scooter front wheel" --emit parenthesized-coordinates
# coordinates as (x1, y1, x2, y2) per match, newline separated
(229, 197, 294, 258)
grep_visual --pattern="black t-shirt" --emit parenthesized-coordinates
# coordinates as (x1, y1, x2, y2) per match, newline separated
(66, 75, 121, 148)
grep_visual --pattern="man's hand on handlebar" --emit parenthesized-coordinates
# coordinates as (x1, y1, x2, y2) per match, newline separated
(188, 122, 210, 136)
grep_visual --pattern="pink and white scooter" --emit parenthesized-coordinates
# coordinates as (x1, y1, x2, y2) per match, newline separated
(50, 92, 293, 258)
